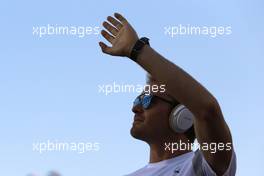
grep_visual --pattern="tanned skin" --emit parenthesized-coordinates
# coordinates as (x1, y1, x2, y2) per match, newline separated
(99, 13, 233, 175)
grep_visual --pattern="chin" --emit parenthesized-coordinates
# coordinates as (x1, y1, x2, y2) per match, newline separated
(130, 124, 147, 141)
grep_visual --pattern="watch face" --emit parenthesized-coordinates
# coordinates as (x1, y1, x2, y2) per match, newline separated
(141, 37, 150, 45)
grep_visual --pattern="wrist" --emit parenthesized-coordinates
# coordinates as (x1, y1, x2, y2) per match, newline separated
(136, 44, 149, 63)
(129, 37, 150, 62)
(126, 37, 139, 58)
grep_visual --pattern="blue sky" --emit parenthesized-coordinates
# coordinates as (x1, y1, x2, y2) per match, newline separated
(0, 0, 263, 175)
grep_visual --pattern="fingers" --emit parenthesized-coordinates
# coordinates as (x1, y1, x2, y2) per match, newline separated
(99, 13, 128, 56)
(114, 13, 127, 24)
(106, 13, 127, 30)
(103, 21, 118, 36)
(99, 42, 113, 55)
(107, 16, 123, 30)
(101, 30, 115, 44)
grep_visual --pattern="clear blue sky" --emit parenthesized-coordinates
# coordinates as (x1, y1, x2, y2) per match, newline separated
(0, 0, 263, 175)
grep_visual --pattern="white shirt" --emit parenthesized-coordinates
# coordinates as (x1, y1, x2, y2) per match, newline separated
(125, 150, 236, 176)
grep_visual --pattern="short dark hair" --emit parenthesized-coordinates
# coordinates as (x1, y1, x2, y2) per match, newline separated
(146, 73, 155, 83)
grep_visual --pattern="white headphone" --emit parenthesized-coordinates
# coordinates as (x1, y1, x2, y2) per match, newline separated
(169, 104, 194, 133)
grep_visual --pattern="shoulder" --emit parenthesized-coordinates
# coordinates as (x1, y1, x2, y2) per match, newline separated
(192, 149, 237, 176)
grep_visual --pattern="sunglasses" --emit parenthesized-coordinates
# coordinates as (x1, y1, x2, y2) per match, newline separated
(133, 93, 176, 109)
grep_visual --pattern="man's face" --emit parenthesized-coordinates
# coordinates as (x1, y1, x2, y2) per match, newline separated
(130, 83, 176, 143)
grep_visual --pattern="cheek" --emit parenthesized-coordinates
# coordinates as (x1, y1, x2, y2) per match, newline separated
(144, 106, 171, 129)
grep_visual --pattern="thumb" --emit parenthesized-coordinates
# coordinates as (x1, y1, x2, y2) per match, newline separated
(99, 42, 112, 55)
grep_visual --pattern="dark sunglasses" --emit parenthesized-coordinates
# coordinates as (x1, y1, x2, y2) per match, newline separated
(133, 93, 175, 109)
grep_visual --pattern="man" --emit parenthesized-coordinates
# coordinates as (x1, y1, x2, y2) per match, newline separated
(99, 13, 236, 176)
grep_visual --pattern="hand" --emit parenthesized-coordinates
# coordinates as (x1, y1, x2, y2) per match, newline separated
(99, 13, 139, 57)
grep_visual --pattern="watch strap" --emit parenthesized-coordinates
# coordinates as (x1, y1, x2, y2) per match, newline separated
(130, 37, 150, 62)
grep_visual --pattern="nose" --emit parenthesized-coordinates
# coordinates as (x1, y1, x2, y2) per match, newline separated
(132, 104, 144, 114)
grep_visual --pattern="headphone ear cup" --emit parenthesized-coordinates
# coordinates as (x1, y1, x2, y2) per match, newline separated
(169, 104, 194, 133)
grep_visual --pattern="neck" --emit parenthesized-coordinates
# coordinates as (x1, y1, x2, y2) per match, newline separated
(148, 138, 192, 163)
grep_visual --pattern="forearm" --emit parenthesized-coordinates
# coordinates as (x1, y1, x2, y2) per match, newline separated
(136, 45, 217, 117)
(98, 12, 218, 118)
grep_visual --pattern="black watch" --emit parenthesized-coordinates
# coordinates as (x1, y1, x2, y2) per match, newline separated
(130, 37, 150, 62)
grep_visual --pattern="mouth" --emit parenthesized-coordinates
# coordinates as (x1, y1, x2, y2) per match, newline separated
(133, 115, 145, 123)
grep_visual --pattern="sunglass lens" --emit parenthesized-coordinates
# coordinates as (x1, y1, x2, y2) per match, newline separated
(142, 95, 152, 109)
(133, 97, 141, 107)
